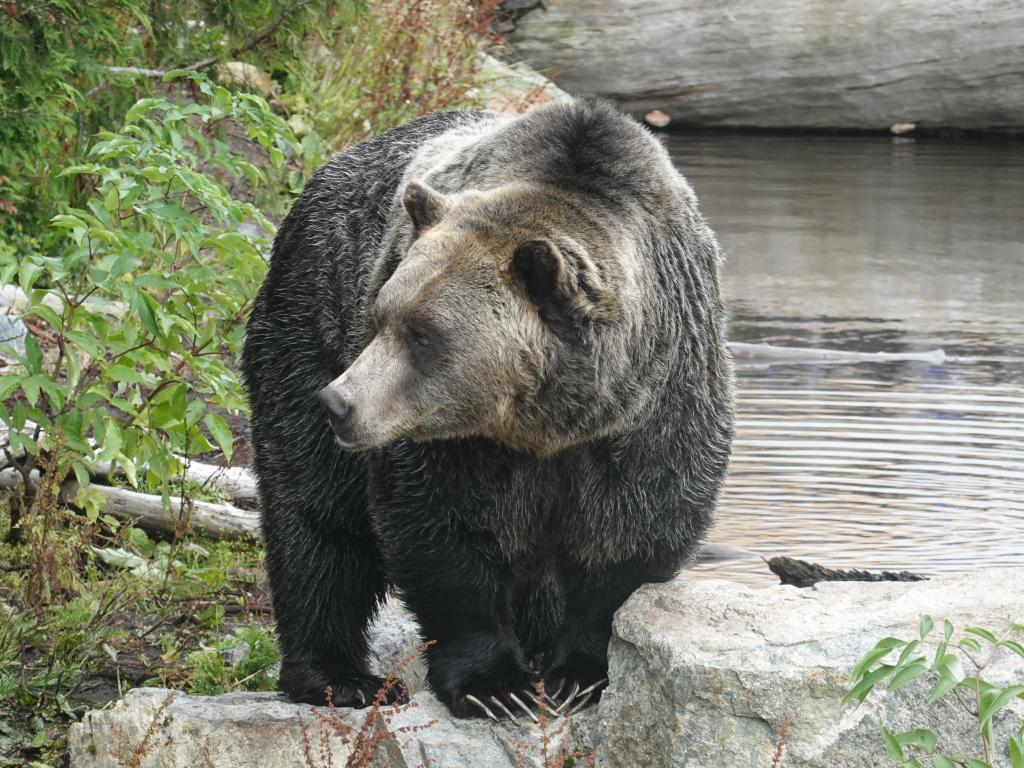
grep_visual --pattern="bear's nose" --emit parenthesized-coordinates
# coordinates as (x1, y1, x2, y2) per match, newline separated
(317, 386, 352, 423)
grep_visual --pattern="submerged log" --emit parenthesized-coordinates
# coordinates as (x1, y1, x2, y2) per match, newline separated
(508, 0, 1024, 132)
(768, 556, 927, 588)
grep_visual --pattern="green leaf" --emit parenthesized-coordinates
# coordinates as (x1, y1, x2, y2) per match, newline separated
(203, 412, 234, 462)
(894, 728, 937, 753)
(850, 637, 906, 682)
(24, 333, 43, 374)
(927, 670, 962, 704)
(965, 760, 993, 768)
(943, 620, 954, 641)
(888, 663, 929, 692)
(1001, 640, 1024, 661)
(125, 98, 162, 124)
(979, 684, 1024, 728)
(894, 640, 921, 668)
(1009, 733, 1023, 768)
(965, 627, 999, 644)
(933, 756, 956, 768)
(135, 292, 160, 338)
(959, 637, 982, 653)
(880, 725, 904, 760)
(0, 375, 21, 400)
(27, 302, 63, 331)
(843, 664, 896, 706)
(95, 420, 122, 464)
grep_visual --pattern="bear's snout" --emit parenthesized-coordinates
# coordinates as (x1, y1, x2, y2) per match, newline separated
(317, 386, 354, 442)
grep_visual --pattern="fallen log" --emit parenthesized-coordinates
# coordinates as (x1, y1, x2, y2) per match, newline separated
(91, 457, 259, 502)
(0, 468, 260, 540)
(3, 422, 259, 503)
(508, 0, 1024, 132)
(767, 556, 927, 589)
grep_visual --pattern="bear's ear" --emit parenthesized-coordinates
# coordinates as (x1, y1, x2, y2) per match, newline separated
(402, 180, 449, 236)
(512, 239, 620, 330)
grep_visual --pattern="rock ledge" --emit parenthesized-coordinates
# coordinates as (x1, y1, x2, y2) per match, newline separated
(69, 570, 1024, 767)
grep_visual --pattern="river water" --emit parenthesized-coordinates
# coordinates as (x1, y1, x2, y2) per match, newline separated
(667, 134, 1024, 585)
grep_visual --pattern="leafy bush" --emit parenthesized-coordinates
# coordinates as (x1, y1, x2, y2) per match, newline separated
(0, 73, 297, 538)
(0, 1, 323, 243)
(846, 616, 1024, 767)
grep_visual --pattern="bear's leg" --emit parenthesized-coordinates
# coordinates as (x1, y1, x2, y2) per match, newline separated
(263, 504, 402, 708)
(388, 547, 538, 719)
(544, 555, 684, 709)
(251, 357, 402, 708)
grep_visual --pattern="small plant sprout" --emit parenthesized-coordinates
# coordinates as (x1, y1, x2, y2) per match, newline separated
(844, 615, 1024, 768)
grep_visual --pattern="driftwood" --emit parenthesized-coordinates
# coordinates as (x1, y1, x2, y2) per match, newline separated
(0, 468, 259, 540)
(728, 342, 946, 366)
(767, 556, 927, 589)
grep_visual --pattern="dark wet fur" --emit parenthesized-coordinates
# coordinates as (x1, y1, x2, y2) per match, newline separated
(242, 102, 734, 714)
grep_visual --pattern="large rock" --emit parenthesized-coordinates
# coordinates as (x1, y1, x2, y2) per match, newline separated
(67, 571, 1024, 767)
(67, 688, 596, 768)
(507, 0, 1024, 131)
(599, 570, 1024, 767)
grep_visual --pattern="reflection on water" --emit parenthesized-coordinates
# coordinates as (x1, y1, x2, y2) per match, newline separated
(666, 134, 1024, 585)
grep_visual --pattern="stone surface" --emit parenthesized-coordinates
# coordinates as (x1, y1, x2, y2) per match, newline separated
(68, 571, 1024, 767)
(67, 687, 596, 768)
(598, 570, 1024, 767)
(508, 0, 1024, 131)
(477, 53, 573, 114)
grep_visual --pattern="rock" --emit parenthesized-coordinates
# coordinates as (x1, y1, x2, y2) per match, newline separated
(508, 1, 1024, 131)
(217, 62, 277, 100)
(476, 53, 573, 114)
(598, 570, 1024, 767)
(67, 597, 596, 767)
(67, 688, 596, 767)
(67, 572, 1024, 767)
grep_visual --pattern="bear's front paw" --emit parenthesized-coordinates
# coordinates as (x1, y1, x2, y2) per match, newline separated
(443, 673, 543, 724)
(279, 660, 408, 708)
(428, 646, 541, 723)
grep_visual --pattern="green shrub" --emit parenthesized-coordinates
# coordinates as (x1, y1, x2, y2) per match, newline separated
(0, 73, 299, 535)
(846, 616, 1024, 767)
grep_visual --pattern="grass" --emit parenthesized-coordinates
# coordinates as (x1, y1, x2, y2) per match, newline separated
(0, 497, 273, 765)
(285, 0, 500, 153)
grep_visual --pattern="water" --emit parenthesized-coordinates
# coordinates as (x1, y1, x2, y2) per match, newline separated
(665, 134, 1024, 585)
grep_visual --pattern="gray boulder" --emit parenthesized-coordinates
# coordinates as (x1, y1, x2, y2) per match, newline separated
(507, 0, 1024, 131)
(68, 571, 1024, 767)
(599, 570, 1024, 767)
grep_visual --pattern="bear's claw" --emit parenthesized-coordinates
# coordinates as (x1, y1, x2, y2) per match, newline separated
(507, 692, 539, 723)
(464, 693, 499, 722)
(463, 678, 607, 724)
(489, 695, 520, 725)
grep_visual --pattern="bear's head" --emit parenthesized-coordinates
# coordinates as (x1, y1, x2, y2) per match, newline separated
(318, 178, 646, 456)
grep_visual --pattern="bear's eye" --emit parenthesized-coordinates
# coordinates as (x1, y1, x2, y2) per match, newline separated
(406, 325, 432, 350)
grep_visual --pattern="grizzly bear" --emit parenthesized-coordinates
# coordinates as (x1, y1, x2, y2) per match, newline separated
(241, 100, 734, 719)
